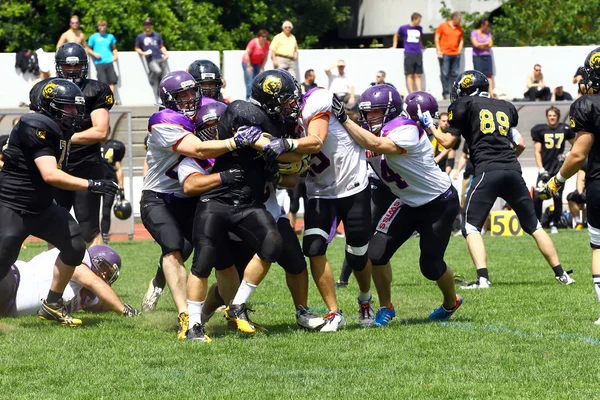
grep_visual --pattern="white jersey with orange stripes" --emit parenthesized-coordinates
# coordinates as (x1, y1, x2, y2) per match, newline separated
(298, 88, 368, 199)
(14, 248, 98, 316)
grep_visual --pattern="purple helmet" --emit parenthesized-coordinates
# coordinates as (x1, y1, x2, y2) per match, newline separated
(159, 71, 201, 118)
(404, 91, 439, 123)
(195, 101, 228, 141)
(88, 245, 121, 285)
(358, 84, 403, 133)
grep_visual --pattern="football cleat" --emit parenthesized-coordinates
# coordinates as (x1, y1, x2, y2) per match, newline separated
(37, 299, 82, 327)
(594, 316, 600, 326)
(319, 310, 346, 332)
(296, 306, 326, 330)
(224, 303, 257, 334)
(576, 223, 585, 230)
(373, 306, 396, 327)
(429, 295, 463, 321)
(550, 226, 559, 234)
(186, 323, 212, 342)
(358, 296, 375, 327)
(141, 278, 163, 312)
(460, 276, 491, 290)
(556, 271, 575, 285)
(177, 312, 189, 340)
(335, 280, 348, 289)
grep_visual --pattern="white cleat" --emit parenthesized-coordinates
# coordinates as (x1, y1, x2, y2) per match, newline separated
(556, 272, 575, 285)
(460, 277, 491, 290)
(296, 306, 326, 330)
(141, 279, 163, 312)
(358, 296, 375, 328)
(319, 310, 346, 332)
(594, 316, 600, 326)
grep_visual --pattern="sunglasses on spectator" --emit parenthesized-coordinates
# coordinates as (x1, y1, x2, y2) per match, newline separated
(535, 68, 541, 72)
(70, 21, 79, 25)
(283, 26, 292, 29)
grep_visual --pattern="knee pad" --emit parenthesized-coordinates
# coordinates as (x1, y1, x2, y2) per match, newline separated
(279, 253, 306, 275)
(367, 234, 392, 266)
(419, 255, 447, 281)
(589, 224, 600, 249)
(345, 242, 369, 271)
(303, 234, 328, 258)
(190, 245, 218, 279)
(59, 235, 87, 266)
(258, 231, 283, 262)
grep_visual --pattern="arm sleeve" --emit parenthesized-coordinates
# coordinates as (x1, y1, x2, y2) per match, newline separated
(177, 157, 213, 185)
(89, 83, 115, 111)
(569, 97, 594, 134)
(386, 125, 421, 151)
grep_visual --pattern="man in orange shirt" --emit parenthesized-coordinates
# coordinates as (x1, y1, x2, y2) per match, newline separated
(435, 12, 464, 100)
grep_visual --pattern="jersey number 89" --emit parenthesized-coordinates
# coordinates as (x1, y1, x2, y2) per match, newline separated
(479, 109, 509, 136)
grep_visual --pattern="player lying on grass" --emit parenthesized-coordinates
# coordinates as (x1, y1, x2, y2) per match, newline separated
(0, 245, 140, 320)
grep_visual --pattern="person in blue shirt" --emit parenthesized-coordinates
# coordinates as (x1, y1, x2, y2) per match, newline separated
(88, 20, 118, 95)
(135, 18, 169, 100)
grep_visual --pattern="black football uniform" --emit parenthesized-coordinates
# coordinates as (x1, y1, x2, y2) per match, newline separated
(569, 95, 600, 247)
(190, 100, 284, 279)
(100, 140, 125, 236)
(531, 123, 575, 223)
(0, 114, 85, 282)
(31, 77, 114, 243)
(448, 95, 540, 236)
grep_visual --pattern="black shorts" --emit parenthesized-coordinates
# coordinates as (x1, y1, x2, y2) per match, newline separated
(0, 264, 20, 317)
(586, 180, 600, 248)
(288, 177, 307, 215)
(567, 190, 586, 205)
(95, 63, 118, 85)
(54, 160, 105, 243)
(191, 200, 282, 278)
(370, 180, 397, 230)
(140, 190, 198, 256)
(473, 55, 493, 76)
(463, 169, 540, 236)
(404, 52, 423, 75)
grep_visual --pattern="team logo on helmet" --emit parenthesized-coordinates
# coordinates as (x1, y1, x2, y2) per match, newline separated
(590, 52, 600, 69)
(180, 80, 195, 89)
(460, 74, 474, 89)
(263, 76, 282, 95)
(42, 82, 58, 99)
(570, 117, 576, 128)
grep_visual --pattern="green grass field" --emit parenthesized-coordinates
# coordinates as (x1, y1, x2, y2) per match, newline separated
(1, 231, 599, 399)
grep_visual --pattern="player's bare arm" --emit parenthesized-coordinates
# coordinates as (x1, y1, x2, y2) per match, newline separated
(559, 131, 594, 180)
(72, 265, 126, 315)
(342, 118, 403, 154)
(183, 173, 222, 196)
(70, 108, 110, 145)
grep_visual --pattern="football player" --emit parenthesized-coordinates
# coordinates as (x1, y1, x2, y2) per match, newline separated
(187, 60, 223, 101)
(330, 85, 462, 324)
(0, 245, 140, 318)
(0, 79, 118, 326)
(141, 70, 262, 339)
(100, 138, 126, 244)
(426, 70, 573, 288)
(30, 43, 115, 247)
(263, 81, 374, 330)
(539, 48, 600, 323)
(531, 106, 575, 232)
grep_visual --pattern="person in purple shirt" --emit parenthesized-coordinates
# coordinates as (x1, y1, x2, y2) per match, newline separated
(470, 19, 494, 96)
(392, 12, 424, 93)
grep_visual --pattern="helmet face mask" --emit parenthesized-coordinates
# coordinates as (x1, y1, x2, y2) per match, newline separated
(55, 43, 88, 84)
(187, 60, 222, 100)
(159, 71, 201, 118)
(358, 85, 403, 134)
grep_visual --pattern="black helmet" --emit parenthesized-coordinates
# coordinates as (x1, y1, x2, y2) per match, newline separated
(55, 43, 88, 84)
(582, 47, 600, 95)
(187, 60, 222, 100)
(451, 70, 489, 103)
(38, 78, 86, 128)
(113, 198, 132, 220)
(250, 70, 301, 122)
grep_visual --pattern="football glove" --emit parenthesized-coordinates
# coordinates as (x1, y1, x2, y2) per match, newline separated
(538, 176, 563, 200)
(117, 188, 125, 199)
(264, 152, 281, 184)
(417, 104, 433, 128)
(278, 154, 310, 175)
(220, 168, 244, 187)
(538, 168, 550, 183)
(123, 304, 141, 317)
(331, 95, 348, 124)
(88, 179, 119, 195)
(233, 125, 262, 148)
(262, 138, 298, 157)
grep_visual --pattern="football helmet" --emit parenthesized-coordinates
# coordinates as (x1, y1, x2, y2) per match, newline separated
(358, 84, 403, 133)
(187, 60, 222, 100)
(250, 70, 301, 122)
(113, 198, 132, 220)
(55, 43, 88, 84)
(38, 78, 86, 128)
(404, 91, 439, 122)
(581, 47, 600, 94)
(159, 71, 201, 118)
(195, 101, 227, 141)
(88, 245, 121, 285)
(451, 70, 489, 103)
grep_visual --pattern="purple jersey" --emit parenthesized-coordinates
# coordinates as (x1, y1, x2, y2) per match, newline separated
(398, 24, 422, 54)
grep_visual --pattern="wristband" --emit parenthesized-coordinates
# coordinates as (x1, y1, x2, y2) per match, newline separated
(556, 172, 566, 183)
(539, 168, 546, 174)
(287, 139, 299, 151)
(226, 138, 236, 152)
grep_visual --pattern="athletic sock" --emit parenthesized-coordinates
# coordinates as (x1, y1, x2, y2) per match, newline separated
(154, 263, 166, 289)
(201, 311, 215, 324)
(231, 281, 257, 305)
(552, 265, 565, 277)
(476, 268, 489, 281)
(358, 290, 371, 301)
(187, 300, 204, 330)
(46, 290, 63, 304)
(593, 275, 600, 303)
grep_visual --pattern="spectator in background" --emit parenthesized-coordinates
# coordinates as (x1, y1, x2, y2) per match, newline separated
(135, 18, 169, 100)
(471, 19, 494, 96)
(524, 64, 551, 101)
(370, 70, 395, 88)
(88, 20, 119, 95)
(573, 66, 585, 96)
(271, 21, 298, 78)
(326, 60, 355, 109)
(435, 12, 464, 100)
(551, 84, 573, 101)
(301, 69, 317, 94)
(242, 29, 270, 99)
(393, 12, 423, 93)
(56, 15, 90, 52)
